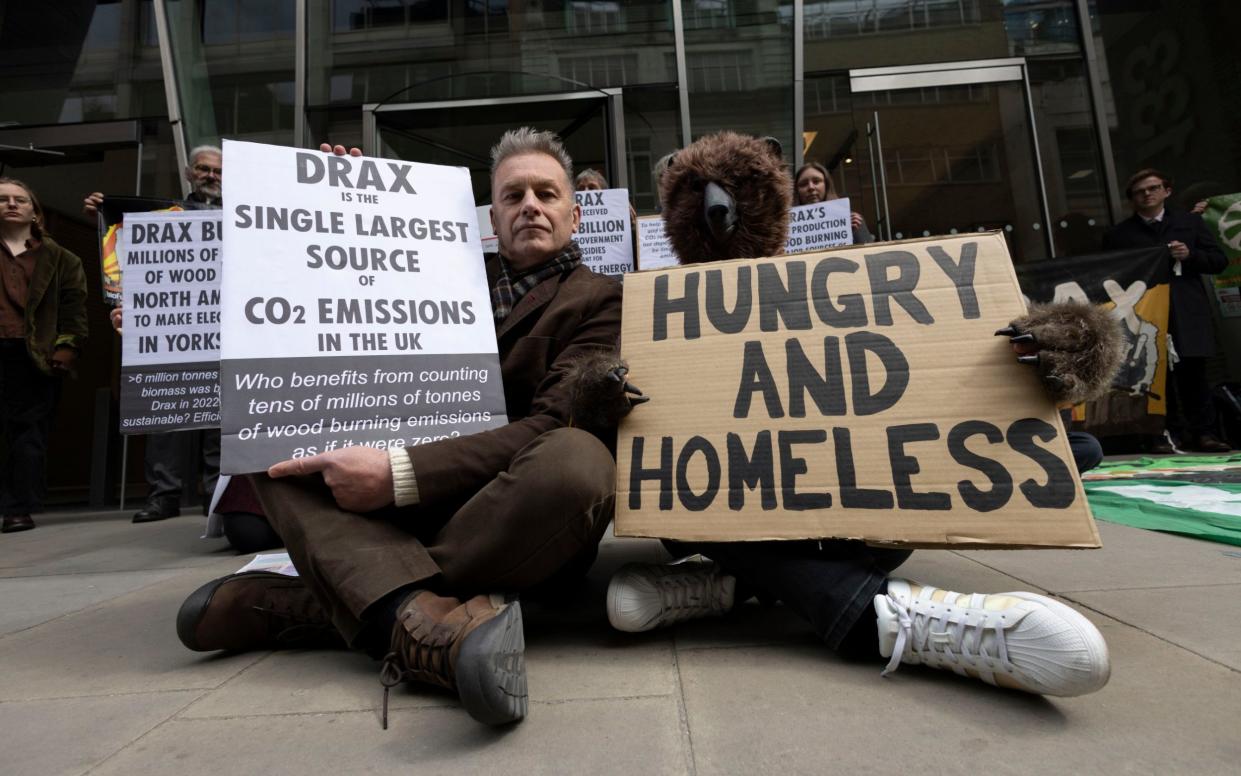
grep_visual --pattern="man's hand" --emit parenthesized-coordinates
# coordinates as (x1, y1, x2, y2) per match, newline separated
(1191, 199, 1208, 215)
(268, 446, 394, 513)
(49, 347, 77, 374)
(83, 192, 104, 218)
(319, 143, 363, 157)
(110, 306, 123, 335)
(1168, 240, 1189, 260)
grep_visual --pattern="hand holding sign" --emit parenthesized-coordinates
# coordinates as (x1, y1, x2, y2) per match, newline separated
(268, 446, 394, 512)
(320, 143, 363, 157)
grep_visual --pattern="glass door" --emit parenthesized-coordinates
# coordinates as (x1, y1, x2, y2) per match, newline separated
(805, 59, 1053, 264)
(364, 90, 626, 207)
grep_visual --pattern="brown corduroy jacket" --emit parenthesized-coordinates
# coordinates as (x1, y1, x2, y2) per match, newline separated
(404, 255, 622, 510)
(15, 236, 89, 375)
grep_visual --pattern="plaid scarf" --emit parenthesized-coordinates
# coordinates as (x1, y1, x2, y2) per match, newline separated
(491, 241, 582, 323)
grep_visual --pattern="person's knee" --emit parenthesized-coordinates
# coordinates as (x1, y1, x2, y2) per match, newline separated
(534, 427, 616, 502)
(1069, 431, 1104, 473)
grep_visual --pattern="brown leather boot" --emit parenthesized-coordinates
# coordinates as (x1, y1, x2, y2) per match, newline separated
(379, 591, 527, 728)
(176, 571, 343, 652)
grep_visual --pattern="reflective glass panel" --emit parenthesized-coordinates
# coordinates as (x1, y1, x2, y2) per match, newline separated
(0, 0, 167, 126)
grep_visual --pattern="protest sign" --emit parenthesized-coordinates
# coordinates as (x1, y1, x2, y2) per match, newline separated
(1018, 246, 1170, 438)
(1202, 193, 1241, 317)
(573, 188, 633, 275)
(637, 215, 678, 270)
(784, 198, 853, 254)
(119, 210, 222, 433)
(219, 141, 508, 473)
(477, 205, 499, 254)
(95, 195, 184, 305)
(615, 232, 1099, 548)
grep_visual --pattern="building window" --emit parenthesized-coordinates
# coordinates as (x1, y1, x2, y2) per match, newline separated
(566, 1, 627, 35)
(685, 50, 752, 93)
(333, 0, 450, 32)
(684, 0, 734, 31)
(559, 54, 640, 87)
(798, 0, 982, 39)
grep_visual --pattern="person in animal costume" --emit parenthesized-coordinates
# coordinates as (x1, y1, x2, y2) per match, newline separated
(569, 131, 1122, 699)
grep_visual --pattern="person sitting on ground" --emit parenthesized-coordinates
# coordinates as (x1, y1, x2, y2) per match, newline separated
(793, 161, 874, 244)
(581, 132, 1114, 700)
(174, 128, 624, 728)
(0, 178, 88, 534)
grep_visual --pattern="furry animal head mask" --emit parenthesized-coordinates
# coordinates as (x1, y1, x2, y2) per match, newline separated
(659, 131, 792, 264)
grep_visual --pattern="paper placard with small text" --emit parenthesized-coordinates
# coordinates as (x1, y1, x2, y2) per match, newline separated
(119, 209, 222, 433)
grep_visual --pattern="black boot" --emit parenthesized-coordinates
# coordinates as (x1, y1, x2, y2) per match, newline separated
(132, 497, 181, 523)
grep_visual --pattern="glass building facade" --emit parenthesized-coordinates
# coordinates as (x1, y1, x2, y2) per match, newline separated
(1, 0, 1238, 502)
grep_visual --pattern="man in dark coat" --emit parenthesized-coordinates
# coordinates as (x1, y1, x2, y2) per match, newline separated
(174, 128, 623, 727)
(1103, 168, 1230, 452)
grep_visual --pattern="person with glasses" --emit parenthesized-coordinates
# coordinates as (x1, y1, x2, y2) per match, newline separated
(84, 145, 225, 524)
(1104, 168, 1230, 453)
(0, 179, 89, 533)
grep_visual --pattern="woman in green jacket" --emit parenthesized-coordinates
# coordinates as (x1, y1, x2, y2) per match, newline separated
(0, 178, 88, 533)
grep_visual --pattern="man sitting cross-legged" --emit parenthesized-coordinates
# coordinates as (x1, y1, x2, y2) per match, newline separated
(175, 128, 623, 727)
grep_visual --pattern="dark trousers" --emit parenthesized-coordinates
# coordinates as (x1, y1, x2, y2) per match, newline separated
(667, 538, 910, 649)
(144, 428, 221, 505)
(0, 340, 61, 516)
(668, 429, 1104, 651)
(1167, 356, 1217, 439)
(251, 428, 616, 646)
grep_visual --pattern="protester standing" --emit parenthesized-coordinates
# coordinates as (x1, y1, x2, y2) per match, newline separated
(793, 162, 874, 244)
(0, 179, 88, 533)
(1103, 168, 1230, 453)
(86, 145, 225, 521)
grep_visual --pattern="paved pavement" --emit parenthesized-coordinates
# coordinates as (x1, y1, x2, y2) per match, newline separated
(2, 508, 1239, 775)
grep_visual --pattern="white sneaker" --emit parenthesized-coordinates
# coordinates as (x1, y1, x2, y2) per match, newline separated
(607, 561, 736, 633)
(875, 579, 1110, 697)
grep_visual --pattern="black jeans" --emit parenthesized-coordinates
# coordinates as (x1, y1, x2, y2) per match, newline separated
(0, 340, 61, 516)
(665, 538, 910, 649)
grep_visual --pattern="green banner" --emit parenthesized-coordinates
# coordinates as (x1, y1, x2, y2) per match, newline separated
(1202, 192, 1241, 317)
(1085, 479, 1241, 546)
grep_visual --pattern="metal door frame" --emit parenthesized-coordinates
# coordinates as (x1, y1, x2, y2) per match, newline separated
(848, 58, 1055, 255)
(361, 89, 628, 188)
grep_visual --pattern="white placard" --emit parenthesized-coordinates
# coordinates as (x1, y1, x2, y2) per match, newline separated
(477, 204, 499, 254)
(119, 209, 222, 433)
(784, 198, 853, 254)
(637, 215, 678, 270)
(573, 188, 633, 275)
(219, 140, 508, 472)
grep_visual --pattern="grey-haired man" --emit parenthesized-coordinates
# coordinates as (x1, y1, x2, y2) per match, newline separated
(174, 129, 623, 728)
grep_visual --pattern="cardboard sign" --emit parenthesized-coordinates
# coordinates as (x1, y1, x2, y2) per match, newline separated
(119, 210, 222, 433)
(784, 198, 853, 254)
(615, 232, 1100, 548)
(219, 140, 508, 473)
(637, 215, 678, 270)
(573, 188, 633, 276)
